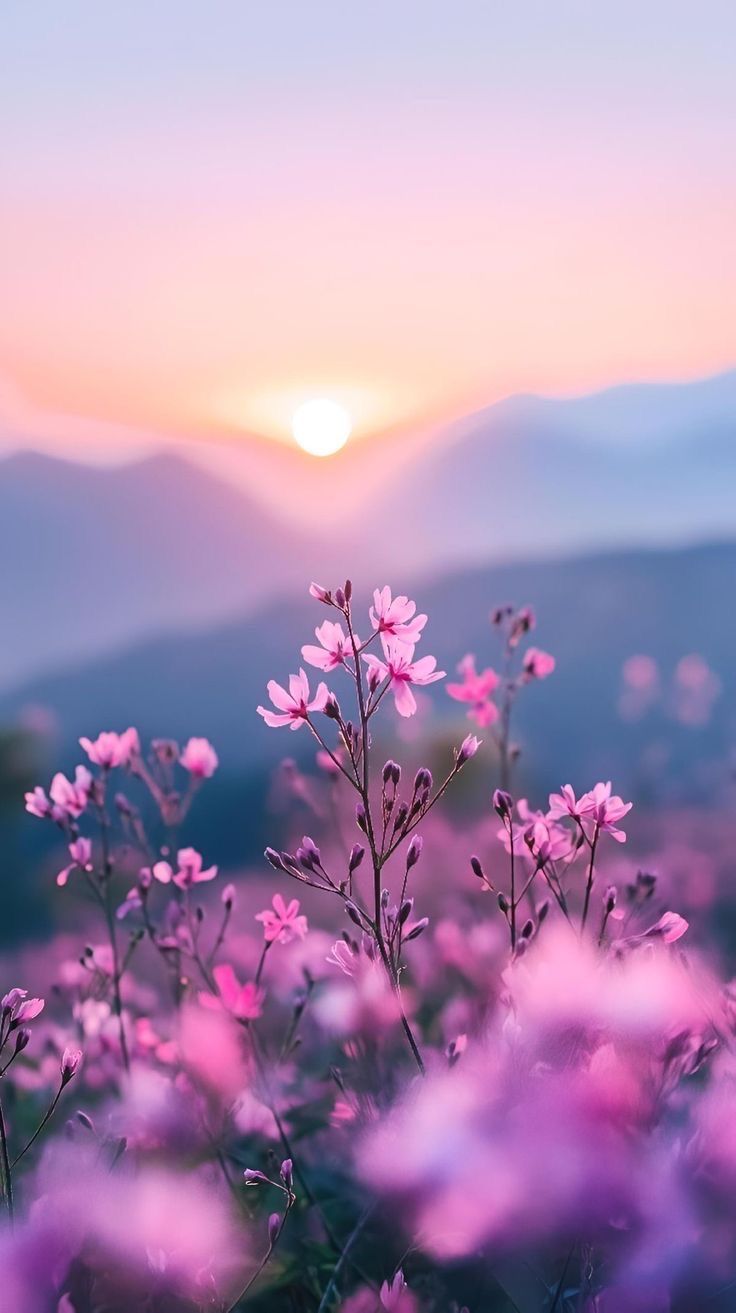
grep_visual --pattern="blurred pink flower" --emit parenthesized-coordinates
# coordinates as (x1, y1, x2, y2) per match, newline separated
(153, 847, 217, 888)
(56, 836, 93, 888)
(79, 728, 139, 768)
(256, 894, 308, 944)
(258, 669, 329, 729)
(302, 620, 353, 671)
(363, 641, 444, 717)
(25, 786, 52, 818)
(179, 736, 219, 778)
(200, 964, 265, 1020)
(369, 587, 427, 647)
(580, 781, 633, 842)
(48, 766, 92, 819)
(522, 647, 555, 679)
(446, 654, 499, 726)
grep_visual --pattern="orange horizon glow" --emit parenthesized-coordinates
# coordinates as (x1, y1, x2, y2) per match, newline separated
(1, 6, 735, 461)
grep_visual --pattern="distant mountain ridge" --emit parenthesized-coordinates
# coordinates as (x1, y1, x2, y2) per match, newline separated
(4, 539, 734, 806)
(1, 368, 734, 688)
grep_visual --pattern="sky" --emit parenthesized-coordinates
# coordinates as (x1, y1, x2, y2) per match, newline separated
(1, 1, 735, 461)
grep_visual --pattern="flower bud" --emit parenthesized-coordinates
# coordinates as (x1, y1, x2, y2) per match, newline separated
(404, 917, 429, 942)
(457, 734, 481, 766)
(355, 804, 368, 834)
(470, 855, 485, 880)
(60, 1045, 83, 1083)
(309, 582, 331, 603)
(346, 902, 363, 927)
(244, 1168, 269, 1185)
(348, 844, 365, 872)
(343, 579, 353, 603)
(324, 694, 341, 720)
(14, 1028, 31, 1055)
(497, 892, 509, 915)
(280, 1157, 293, 1188)
(222, 882, 236, 908)
(268, 1212, 282, 1244)
(406, 835, 423, 869)
(265, 848, 286, 872)
(335, 587, 346, 609)
(493, 789, 513, 821)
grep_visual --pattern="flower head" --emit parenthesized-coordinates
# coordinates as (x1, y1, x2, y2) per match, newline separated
(79, 728, 140, 769)
(200, 964, 265, 1020)
(180, 737, 219, 779)
(56, 836, 93, 888)
(153, 847, 217, 888)
(523, 648, 556, 680)
(363, 642, 444, 718)
(256, 894, 308, 944)
(579, 781, 633, 842)
(302, 620, 354, 672)
(370, 587, 427, 647)
(446, 655, 499, 727)
(258, 669, 329, 730)
(49, 766, 93, 819)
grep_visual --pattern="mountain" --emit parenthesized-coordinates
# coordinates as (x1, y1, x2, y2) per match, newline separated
(379, 372, 736, 571)
(2, 369, 735, 688)
(4, 541, 734, 804)
(0, 450, 315, 688)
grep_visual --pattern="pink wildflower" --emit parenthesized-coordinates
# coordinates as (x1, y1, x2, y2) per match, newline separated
(56, 836, 93, 888)
(579, 781, 633, 842)
(24, 786, 52, 818)
(548, 784, 588, 822)
(2, 988, 45, 1024)
(153, 847, 217, 888)
(369, 587, 427, 647)
(256, 894, 308, 944)
(523, 648, 556, 680)
(179, 736, 219, 778)
(200, 964, 265, 1020)
(258, 669, 329, 730)
(446, 654, 499, 727)
(645, 911, 689, 944)
(49, 766, 92, 819)
(302, 620, 354, 672)
(79, 728, 139, 768)
(363, 641, 445, 717)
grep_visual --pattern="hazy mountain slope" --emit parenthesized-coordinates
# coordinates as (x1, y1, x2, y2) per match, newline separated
(4, 541, 734, 804)
(0, 450, 314, 686)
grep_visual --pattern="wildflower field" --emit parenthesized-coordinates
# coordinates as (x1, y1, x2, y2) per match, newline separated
(0, 578, 732, 1313)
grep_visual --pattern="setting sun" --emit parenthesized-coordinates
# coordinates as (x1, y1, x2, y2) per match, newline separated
(291, 398, 352, 458)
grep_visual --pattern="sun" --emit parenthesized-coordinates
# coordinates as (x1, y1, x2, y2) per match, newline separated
(291, 398, 352, 457)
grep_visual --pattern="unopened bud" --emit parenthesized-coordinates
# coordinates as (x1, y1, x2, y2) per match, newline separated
(493, 789, 513, 821)
(406, 835, 423, 869)
(60, 1045, 83, 1083)
(355, 804, 368, 834)
(348, 844, 365, 872)
(243, 1168, 269, 1185)
(404, 916, 429, 942)
(280, 1157, 293, 1188)
(268, 1213, 282, 1244)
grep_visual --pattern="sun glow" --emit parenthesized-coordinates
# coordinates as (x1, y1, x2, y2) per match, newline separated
(291, 399, 352, 457)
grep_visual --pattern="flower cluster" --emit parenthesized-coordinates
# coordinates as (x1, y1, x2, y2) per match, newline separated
(2, 578, 734, 1313)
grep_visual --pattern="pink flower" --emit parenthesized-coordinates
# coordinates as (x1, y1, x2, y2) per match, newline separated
(523, 648, 556, 680)
(49, 766, 92, 819)
(446, 655, 499, 727)
(200, 964, 265, 1020)
(153, 847, 217, 888)
(258, 669, 330, 730)
(256, 894, 308, 944)
(180, 736, 219, 778)
(60, 1045, 83, 1081)
(25, 786, 52, 818)
(579, 781, 633, 842)
(363, 641, 445, 717)
(2, 988, 45, 1024)
(644, 911, 689, 944)
(547, 784, 588, 822)
(327, 940, 360, 976)
(369, 587, 427, 647)
(79, 728, 140, 768)
(302, 620, 353, 672)
(56, 836, 93, 888)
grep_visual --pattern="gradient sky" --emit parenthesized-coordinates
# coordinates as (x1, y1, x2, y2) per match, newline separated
(1, 1, 735, 458)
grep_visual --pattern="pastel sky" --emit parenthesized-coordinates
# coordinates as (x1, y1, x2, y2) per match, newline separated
(1, 1, 735, 458)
